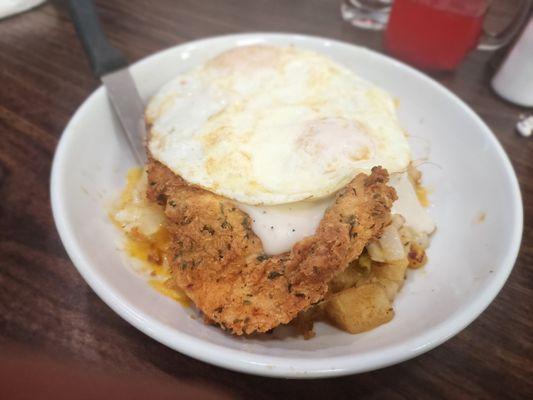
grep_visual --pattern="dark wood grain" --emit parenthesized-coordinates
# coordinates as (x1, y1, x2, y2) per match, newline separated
(1, 0, 532, 399)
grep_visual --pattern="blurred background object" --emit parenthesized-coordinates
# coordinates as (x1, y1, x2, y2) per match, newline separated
(341, 0, 532, 71)
(385, 0, 489, 70)
(0, 0, 45, 19)
(341, 0, 393, 30)
(492, 16, 533, 107)
(383, 0, 532, 70)
(0, 344, 230, 400)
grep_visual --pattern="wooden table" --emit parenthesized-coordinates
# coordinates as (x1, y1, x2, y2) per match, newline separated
(1, 1, 531, 398)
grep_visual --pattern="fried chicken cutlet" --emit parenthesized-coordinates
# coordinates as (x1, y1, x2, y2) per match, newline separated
(146, 160, 397, 335)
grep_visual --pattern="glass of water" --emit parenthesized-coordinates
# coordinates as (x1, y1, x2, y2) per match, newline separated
(340, 0, 393, 30)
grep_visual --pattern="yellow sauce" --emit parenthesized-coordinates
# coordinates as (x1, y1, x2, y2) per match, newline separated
(415, 184, 431, 208)
(120, 167, 143, 205)
(112, 167, 190, 306)
(123, 229, 169, 277)
(149, 279, 191, 305)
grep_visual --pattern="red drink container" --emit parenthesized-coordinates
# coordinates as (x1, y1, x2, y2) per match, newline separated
(385, 0, 489, 70)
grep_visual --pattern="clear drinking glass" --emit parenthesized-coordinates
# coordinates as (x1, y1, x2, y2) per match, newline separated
(340, 0, 393, 30)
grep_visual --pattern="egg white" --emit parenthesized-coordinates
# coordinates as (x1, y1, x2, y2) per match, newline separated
(147, 45, 411, 205)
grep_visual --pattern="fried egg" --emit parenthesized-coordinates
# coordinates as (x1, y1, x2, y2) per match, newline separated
(147, 45, 411, 206)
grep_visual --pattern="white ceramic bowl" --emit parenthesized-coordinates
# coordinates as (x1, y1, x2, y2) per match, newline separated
(51, 33, 523, 378)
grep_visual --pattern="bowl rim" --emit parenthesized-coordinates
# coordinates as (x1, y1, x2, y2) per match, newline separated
(50, 32, 523, 378)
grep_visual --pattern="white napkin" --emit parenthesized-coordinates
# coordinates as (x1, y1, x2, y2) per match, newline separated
(517, 115, 533, 138)
(0, 0, 45, 19)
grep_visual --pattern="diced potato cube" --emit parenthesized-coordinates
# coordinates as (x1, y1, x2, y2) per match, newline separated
(358, 253, 372, 271)
(325, 284, 394, 333)
(328, 262, 366, 293)
(375, 279, 400, 301)
(407, 243, 427, 269)
(367, 240, 385, 262)
(372, 259, 408, 283)
(355, 260, 408, 301)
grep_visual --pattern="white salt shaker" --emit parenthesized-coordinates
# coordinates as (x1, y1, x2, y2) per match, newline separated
(491, 16, 533, 107)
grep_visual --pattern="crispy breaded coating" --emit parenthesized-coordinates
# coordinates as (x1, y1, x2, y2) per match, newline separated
(146, 160, 397, 335)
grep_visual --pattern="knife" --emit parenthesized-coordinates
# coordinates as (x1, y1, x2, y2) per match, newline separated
(68, 0, 146, 164)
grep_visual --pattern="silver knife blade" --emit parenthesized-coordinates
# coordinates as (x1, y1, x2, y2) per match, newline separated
(102, 68, 146, 164)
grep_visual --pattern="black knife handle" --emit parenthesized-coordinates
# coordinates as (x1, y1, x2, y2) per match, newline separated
(68, 0, 128, 77)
